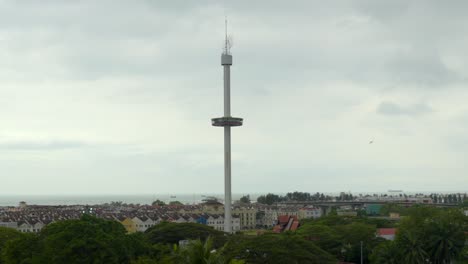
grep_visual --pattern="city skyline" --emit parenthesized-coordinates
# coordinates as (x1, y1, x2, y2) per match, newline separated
(0, 1, 467, 195)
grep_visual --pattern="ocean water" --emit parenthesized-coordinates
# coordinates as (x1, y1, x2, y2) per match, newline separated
(0, 194, 261, 207)
(0, 191, 462, 207)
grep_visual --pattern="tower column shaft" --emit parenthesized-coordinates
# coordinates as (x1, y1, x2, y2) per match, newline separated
(224, 63, 232, 233)
(213, 52, 239, 234)
(224, 65, 231, 117)
(224, 126, 232, 233)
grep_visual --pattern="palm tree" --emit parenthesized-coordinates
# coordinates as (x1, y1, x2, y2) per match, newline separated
(369, 241, 400, 264)
(427, 218, 465, 264)
(397, 231, 428, 264)
(173, 237, 226, 264)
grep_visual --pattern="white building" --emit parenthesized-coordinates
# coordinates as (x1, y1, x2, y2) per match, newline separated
(206, 214, 240, 232)
(17, 221, 42, 233)
(0, 222, 17, 229)
(298, 206, 322, 219)
(132, 216, 159, 232)
(17, 221, 31, 233)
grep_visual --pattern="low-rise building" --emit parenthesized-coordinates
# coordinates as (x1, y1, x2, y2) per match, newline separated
(0, 221, 17, 229)
(273, 215, 300, 233)
(118, 217, 137, 233)
(365, 204, 382, 215)
(206, 214, 240, 232)
(377, 228, 397, 240)
(298, 206, 322, 219)
(179, 201, 254, 230)
(337, 210, 357, 217)
(233, 207, 256, 230)
(389, 212, 400, 219)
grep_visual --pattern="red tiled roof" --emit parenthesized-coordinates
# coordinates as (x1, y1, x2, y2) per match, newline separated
(290, 221, 300, 231)
(278, 215, 290, 224)
(273, 225, 282, 233)
(377, 228, 397, 236)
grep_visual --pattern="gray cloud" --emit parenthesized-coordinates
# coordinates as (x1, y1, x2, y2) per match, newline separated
(0, 0, 466, 194)
(0, 140, 87, 151)
(383, 52, 459, 87)
(377, 101, 432, 116)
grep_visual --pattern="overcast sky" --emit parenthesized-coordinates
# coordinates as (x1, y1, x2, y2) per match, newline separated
(0, 0, 467, 195)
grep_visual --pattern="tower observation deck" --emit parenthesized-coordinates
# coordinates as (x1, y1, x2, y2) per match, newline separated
(211, 23, 243, 233)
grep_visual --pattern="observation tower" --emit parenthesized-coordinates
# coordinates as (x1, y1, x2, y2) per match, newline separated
(211, 20, 243, 233)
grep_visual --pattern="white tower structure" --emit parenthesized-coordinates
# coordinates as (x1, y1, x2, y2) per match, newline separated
(211, 20, 243, 233)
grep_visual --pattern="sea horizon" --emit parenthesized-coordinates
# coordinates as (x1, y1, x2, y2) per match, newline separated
(0, 191, 466, 207)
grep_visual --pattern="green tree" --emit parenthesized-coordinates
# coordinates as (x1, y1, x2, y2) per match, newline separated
(295, 224, 342, 256)
(336, 222, 377, 263)
(396, 230, 428, 264)
(222, 233, 337, 264)
(172, 237, 226, 264)
(152, 200, 166, 206)
(169, 201, 183, 206)
(2, 215, 144, 264)
(256, 193, 285, 205)
(286, 192, 311, 201)
(130, 256, 159, 264)
(379, 204, 406, 216)
(145, 222, 226, 248)
(394, 207, 466, 264)
(369, 241, 400, 264)
(0, 227, 24, 263)
(457, 246, 468, 263)
(426, 210, 465, 263)
(239, 195, 250, 204)
(1, 233, 41, 264)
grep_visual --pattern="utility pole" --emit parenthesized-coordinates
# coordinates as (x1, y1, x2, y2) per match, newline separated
(360, 241, 363, 264)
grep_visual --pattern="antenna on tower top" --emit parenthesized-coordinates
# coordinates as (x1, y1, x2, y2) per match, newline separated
(224, 17, 232, 55)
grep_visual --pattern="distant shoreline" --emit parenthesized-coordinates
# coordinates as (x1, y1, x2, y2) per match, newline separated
(0, 191, 466, 206)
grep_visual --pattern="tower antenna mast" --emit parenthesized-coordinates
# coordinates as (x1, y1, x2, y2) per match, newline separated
(224, 17, 232, 55)
(225, 18, 228, 54)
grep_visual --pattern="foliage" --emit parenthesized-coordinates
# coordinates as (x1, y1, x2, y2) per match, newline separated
(393, 207, 466, 264)
(369, 240, 400, 264)
(145, 222, 227, 248)
(0, 227, 24, 263)
(1, 215, 143, 264)
(1, 205, 466, 264)
(457, 246, 468, 263)
(239, 195, 250, 204)
(354, 217, 395, 228)
(152, 199, 166, 206)
(426, 214, 465, 263)
(379, 204, 407, 216)
(169, 201, 183, 206)
(295, 224, 342, 256)
(0, 227, 23, 248)
(336, 222, 378, 263)
(256, 192, 336, 204)
(298, 214, 394, 263)
(1, 233, 41, 264)
(306, 214, 354, 226)
(222, 233, 337, 264)
(256, 193, 285, 205)
(130, 256, 160, 264)
(172, 237, 226, 264)
(40, 214, 137, 263)
(286, 192, 311, 201)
